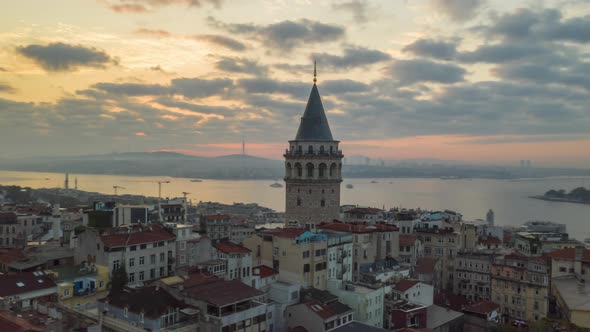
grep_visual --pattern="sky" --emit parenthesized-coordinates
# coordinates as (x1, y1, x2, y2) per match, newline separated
(1, 0, 589, 167)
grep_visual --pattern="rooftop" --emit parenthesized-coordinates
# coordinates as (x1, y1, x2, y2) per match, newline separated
(552, 277, 590, 311)
(252, 265, 278, 279)
(331, 321, 389, 331)
(478, 235, 502, 245)
(213, 241, 251, 254)
(0, 271, 56, 297)
(399, 234, 418, 247)
(303, 300, 352, 320)
(426, 304, 464, 329)
(462, 300, 500, 315)
(7, 243, 74, 271)
(393, 279, 419, 292)
(545, 247, 590, 262)
(205, 214, 231, 221)
(187, 279, 263, 307)
(303, 287, 339, 304)
(103, 286, 188, 319)
(99, 224, 175, 249)
(345, 207, 382, 215)
(0, 212, 17, 224)
(262, 228, 306, 239)
(320, 222, 398, 234)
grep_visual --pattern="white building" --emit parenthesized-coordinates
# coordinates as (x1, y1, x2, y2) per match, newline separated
(323, 230, 353, 281)
(327, 279, 391, 328)
(391, 279, 433, 306)
(164, 223, 198, 270)
(213, 241, 253, 285)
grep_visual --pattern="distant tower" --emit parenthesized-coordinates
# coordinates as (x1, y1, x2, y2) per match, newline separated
(486, 209, 495, 226)
(75, 177, 78, 190)
(284, 62, 343, 225)
(64, 173, 69, 189)
(242, 136, 246, 155)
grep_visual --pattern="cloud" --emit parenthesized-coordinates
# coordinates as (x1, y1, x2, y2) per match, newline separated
(431, 0, 486, 22)
(402, 39, 458, 60)
(214, 57, 267, 76)
(321, 79, 370, 94)
(135, 28, 172, 38)
(332, 1, 369, 23)
(484, 8, 590, 43)
(170, 77, 233, 98)
(92, 82, 170, 96)
(492, 63, 590, 90)
(458, 42, 551, 63)
(190, 35, 246, 51)
(312, 46, 391, 69)
(16, 42, 115, 72)
(388, 59, 467, 85)
(0, 82, 16, 93)
(236, 78, 309, 99)
(207, 17, 345, 51)
(105, 0, 222, 13)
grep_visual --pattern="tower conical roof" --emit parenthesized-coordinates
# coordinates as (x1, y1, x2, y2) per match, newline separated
(295, 83, 334, 141)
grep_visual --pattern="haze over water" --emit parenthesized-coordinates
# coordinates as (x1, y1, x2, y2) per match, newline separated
(2, 170, 590, 239)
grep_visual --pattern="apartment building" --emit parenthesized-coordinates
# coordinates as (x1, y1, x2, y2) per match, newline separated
(244, 228, 329, 289)
(213, 241, 253, 284)
(491, 253, 549, 324)
(398, 234, 421, 267)
(164, 223, 197, 270)
(75, 224, 176, 283)
(322, 230, 353, 281)
(416, 224, 461, 291)
(327, 279, 391, 328)
(200, 214, 231, 242)
(319, 222, 399, 281)
(454, 252, 497, 301)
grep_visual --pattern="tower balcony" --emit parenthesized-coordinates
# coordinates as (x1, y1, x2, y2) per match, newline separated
(284, 149, 344, 159)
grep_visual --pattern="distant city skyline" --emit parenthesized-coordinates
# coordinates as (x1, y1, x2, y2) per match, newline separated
(1, 0, 590, 167)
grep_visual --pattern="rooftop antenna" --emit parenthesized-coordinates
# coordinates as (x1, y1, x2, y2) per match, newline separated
(242, 136, 246, 155)
(313, 60, 317, 83)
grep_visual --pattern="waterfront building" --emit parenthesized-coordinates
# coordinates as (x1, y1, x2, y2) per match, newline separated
(284, 67, 343, 226)
(491, 253, 549, 324)
(515, 231, 579, 256)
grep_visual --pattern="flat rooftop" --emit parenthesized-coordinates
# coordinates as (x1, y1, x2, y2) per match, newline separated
(553, 277, 590, 311)
(426, 304, 463, 329)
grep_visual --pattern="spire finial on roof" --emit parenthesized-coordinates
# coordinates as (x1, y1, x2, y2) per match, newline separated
(313, 60, 317, 83)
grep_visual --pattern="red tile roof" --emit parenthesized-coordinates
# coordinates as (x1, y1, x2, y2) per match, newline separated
(0, 311, 45, 332)
(100, 224, 175, 249)
(0, 248, 26, 264)
(0, 272, 56, 297)
(545, 247, 590, 262)
(320, 222, 398, 234)
(463, 300, 500, 315)
(263, 228, 306, 239)
(304, 300, 340, 319)
(182, 272, 221, 289)
(478, 235, 502, 245)
(0, 212, 17, 224)
(253, 265, 278, 278)
(414, 257, 439, 274)
(399, 234, 417, 247)
(393, 279, 419, 292)
(213, 241, 251, 254)
(187, 279, 263, 306)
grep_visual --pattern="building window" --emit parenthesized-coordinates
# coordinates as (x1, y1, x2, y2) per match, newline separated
(130, 245, 137, 251)
(139, 256, 145, 265)
(139, 312, 144, 322)
(129, 273, 135, 282)
(129, 258, 135, 267)
(321, 199, 325, 207)
(180, 242, 186, 250)
(64, 288, 70, 296)
(139, 271, 145, 281)
(160, 253, 165, 262)
(99, 281, 104, 288)
(150, 269, 155, 279)
(124, 307, 128, 317)
(113, 260, 120, 271)
(150, 254, 156, 264)
(297, 197, 301, 206)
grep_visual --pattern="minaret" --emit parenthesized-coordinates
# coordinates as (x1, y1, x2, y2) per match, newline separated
(242, 136, 246, 155)
(75, 177, 78, 190)
(64, 173, 69, 189)
(284, 62, 343, 226)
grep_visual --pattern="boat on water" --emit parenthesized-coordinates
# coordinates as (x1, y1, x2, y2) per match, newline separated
(370, 180, 378, 183)
(346, 184, 354, 189)
(270, 182, 283, 188)
(190, 179, 203, 182)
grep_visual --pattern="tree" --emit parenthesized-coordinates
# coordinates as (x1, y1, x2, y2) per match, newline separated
(110, 265, 127, 294)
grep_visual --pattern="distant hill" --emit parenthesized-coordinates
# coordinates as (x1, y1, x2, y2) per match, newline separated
(1, 152, 589, 180)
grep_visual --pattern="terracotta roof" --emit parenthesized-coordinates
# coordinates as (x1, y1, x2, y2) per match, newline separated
(399, 234, 417, 247)
(303, 300, 352, 320)
(414, 257, 439, 274)
(463, 300, 500, 315)
(0, 271, 57, 297)
(187, 279, 263, 306)
(100, 224, 175, 249)
(253, 265, 278, 278)
(478, 235, 502, 245)
(320, 222, 398, 234)
(393, 279, 419, 292)
(103, 286, 188, 319)
(182, 272, 221, 289)
(213, 241, 251, 254)
(545, 247, 590, 262)
(263, 228, 306, 239)
(0, 248, 26, 264)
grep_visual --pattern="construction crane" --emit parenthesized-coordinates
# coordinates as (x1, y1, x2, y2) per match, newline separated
(113, 185, 125, 195)
(182, 192, 191, 199)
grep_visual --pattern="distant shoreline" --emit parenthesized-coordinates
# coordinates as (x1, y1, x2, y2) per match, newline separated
(529, 195, 590, 205)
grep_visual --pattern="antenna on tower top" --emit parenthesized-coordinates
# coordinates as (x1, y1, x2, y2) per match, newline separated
(313, 60, 317, 83)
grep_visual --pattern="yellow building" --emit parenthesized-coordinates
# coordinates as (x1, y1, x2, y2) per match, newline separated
(51, 264, 109, 308)
(244, 228, 328, 289)
(491, 254, 549, 324)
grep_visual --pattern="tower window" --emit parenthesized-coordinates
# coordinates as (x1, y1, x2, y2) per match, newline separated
(330, 146, 333, 154)
(322, 189, 325, 194)
(309, 189, 312, 194)
(332, 189, 335, 193)
(297, 198, 301, 206)
(306, 163, 314, 178)
(320, 146, 325, 154)
(308, 145, 314, 154)
(321, 199, 325, 207)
